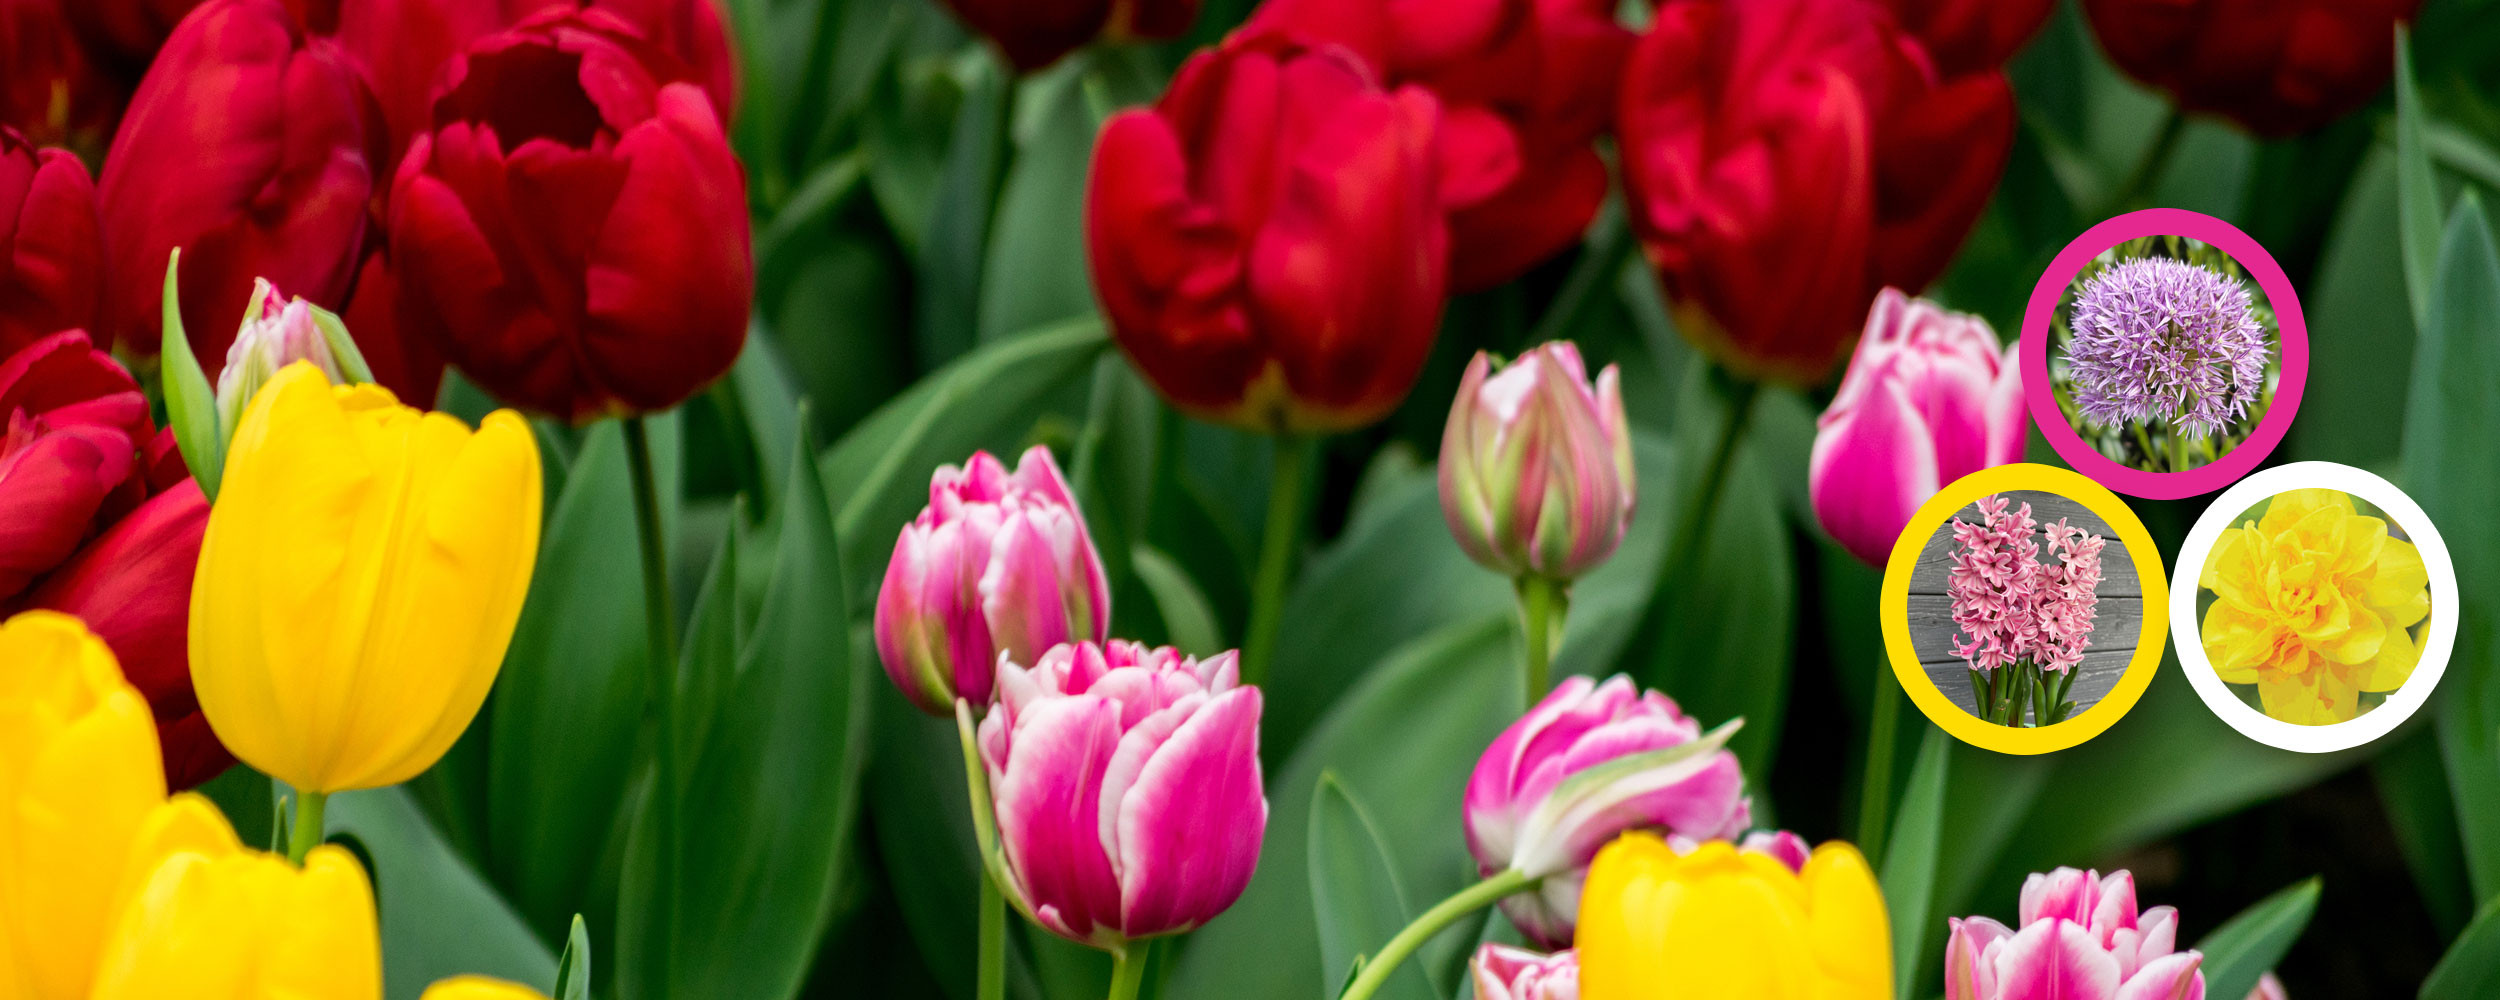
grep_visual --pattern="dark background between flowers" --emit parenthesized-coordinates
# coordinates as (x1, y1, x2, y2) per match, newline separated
(157, 0, 2500, 996)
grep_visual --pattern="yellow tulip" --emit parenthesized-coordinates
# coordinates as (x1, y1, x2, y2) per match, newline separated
(191, 362, 542, 793)
(421, 976, 552, 1000)
(2200, 489, 2432, 724)
(0, 612, 166, 1000)
(89, 842, 380, 1000)
(1577, 833, 1892, 1000)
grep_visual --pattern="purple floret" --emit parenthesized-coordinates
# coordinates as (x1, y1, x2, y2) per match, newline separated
(2060, 256, 2269, 439)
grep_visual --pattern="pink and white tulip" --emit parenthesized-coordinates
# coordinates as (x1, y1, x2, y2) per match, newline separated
(1810, 288, 2024, 567)
(1440, 341, 1636, 583)
(874, 445, 1110, 715)
(1471, 943, 1579, 1000)
(2247, 972, 2286, 1000)
(215, 279, 347, 433)
(1946, 868, 2208, 1000)
(1463, 674, 1749, 947)
(978, 640, 1267, 948)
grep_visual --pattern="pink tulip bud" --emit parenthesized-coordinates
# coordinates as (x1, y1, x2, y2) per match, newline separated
(1809, 288, 2024, 567)
(1471, 943, 1578, 1000)
(2248, 972, 2286, 1000)
(1462, 674, 1749, 948)
(1946, 868, 2207, 1000)
(216, 279, 344, 432)
(1439, 341, 1635, 583)
(873, 445, 1110, 716)
(977, 640, 1267, 947)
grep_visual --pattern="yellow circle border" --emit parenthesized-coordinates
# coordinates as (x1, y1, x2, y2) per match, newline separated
(1879, 464, 2171, 755)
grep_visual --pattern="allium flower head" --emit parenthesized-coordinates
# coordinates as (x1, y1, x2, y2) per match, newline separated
(2062, 256, 2268, 439)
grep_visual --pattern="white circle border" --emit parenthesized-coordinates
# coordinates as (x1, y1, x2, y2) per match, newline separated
(2170, 462, 2460, 753)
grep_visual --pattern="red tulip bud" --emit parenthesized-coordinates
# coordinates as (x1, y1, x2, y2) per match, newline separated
(0, 127, 101, 358)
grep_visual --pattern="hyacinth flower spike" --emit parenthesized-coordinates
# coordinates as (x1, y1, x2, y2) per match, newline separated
(1946, 495, 2108, 727)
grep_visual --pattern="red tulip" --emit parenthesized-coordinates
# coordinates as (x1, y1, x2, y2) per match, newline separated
(1, 0, 126, 152)
(1618, 0, 2013, 385)
(95, 0, 384, 372)
(572, 0, 735, 123)
(1086, 34, 1455, 432)
(1877, 0, 2054, 78)
(0, 127, 101, 359)
(390, 9, 751, 420)
(2083, 0, 2420, 137)
(937, 0, 1199, 73)
(1245, 0, 1633, 292)
(0, 331, 227, 788)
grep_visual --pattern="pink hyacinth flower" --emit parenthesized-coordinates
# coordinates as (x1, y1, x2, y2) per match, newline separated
(874, 445, 1111, 715)
(1439, 341, 1637, 583)
(978, 640, 1268, 948)
(1947, 494, 2043, 674)
(1945, 868, 2207, 1000)
(1463, 674, 1749, 948)
(1811, 289, 2024, 567)
(1472, 943, 1579, 1000)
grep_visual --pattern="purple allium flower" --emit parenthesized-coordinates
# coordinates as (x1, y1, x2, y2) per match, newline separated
(2062, 256, 2269, 439)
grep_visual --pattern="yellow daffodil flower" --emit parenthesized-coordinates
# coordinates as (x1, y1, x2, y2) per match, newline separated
(190, 362, 542, 794)
(1576, 832, 1892, 1000)
(2201, 489, 2431, 724)
(422, 976, 552, 1000)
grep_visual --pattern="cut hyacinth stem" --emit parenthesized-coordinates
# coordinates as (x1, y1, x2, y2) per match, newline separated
(1858, 677, 1903, 855)
(1336, 867, 1539, 1000)
(1243, 434, 1314, 686)
(622, 415, 682, 984)
(285, 789, 327, 865)
(955, 700, 1008, 1000)
(1516, 575, 1567, 704)
(1106, 942, 1148, 1000)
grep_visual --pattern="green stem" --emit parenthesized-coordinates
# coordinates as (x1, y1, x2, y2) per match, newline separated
(1858, 678, 1903, 854)
(1338, 869, 1539, 1000)
(1242, 435, 1313, 686)
(2170, 420, 2193, 474)
(286, 789, 328, 866)
(622, 415, 679, 986)
(2130, 421, 2158, 470)
(2032, 665, 2051, 729)
(956, 701, 1009, 1000)
(1657, 377, 1761, 601)
(1969, 669, 1989, 721)
(1516, 576, 1567, 705)
(1106, 942, 1148, 1000)
(2109, 106, 2187, 214)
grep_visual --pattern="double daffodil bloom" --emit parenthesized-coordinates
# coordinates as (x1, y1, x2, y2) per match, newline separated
(2200, 489, 2431, 725)
(1576, 832, 1892, 1000)
(0, 612, 166, 1000)
(191, 362, 542, 793)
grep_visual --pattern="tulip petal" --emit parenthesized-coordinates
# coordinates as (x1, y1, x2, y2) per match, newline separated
(1810, 373, 1940, 567)
(992, 695, 1126, 943)
(1991, 919, 2122, 1000)
(1114, 686, 1267, 936)
(2113, 952, 2206, 1000)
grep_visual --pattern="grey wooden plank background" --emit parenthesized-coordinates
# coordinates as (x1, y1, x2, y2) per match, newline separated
(1906, 490, 2145, 720)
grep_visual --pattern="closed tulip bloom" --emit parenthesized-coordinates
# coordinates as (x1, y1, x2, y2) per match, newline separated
(0, 333, 226, 788)
(1577, 832, 1892, 1000)
(422, 976, 552, 1000)
(216, 279, 344, 436)
(938, 0, 1197, 72)
(1877, 0, 2055, 77)
(1245, 0, 1633, 291)
(1473, 944, 1579, 1000)
(1810, 290, 2022, 567)
(0, 128, 101, 358)
(1945, 868, 2206, 1000)
(978, 640, 1266, 947)
(1440, 342, 1635, 583)
(95, 0, 382, 364)
(2248, 973, 2285, 1000)
(89, 844, 380, 1000)
(2083, 0, 2419, 137)
(875, 445, 1108, 716)
(1464, 675, 1749, 948)
(391, 9, 751, 420)
(0, 611, 165, 1000)
(1619, 0, 2014, 385)
(1087, 35, 1452, 433)
(191, 362, 541, 794)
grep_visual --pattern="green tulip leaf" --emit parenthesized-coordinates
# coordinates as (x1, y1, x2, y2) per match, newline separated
(2395, 27, 2443, 325)
(327, 788, 556, 1000)
(1883, 726, 1952, 999)
(159, 249, 224, 503)
(2425, 892, 2500, 1000)
(1311, 771, 1435, 1000)
(554, 915, 591, 1000)
(2193, 877, 2320, 1000)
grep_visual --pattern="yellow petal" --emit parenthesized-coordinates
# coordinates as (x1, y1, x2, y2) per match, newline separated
(2347, 614, 2419, 693)
(2367, 538, 2431, 624)
(0, 612, 165, 1000)
(90, 844, 380, 1000)
(2303, 587, 2384, 666)
(1801, 843, 1893, 998)
(2200, 602, 2270, 684)
(1579, 834, 1888, 1000)
(421, 976, 553, 1000)
(2259, 489, 2351, 537)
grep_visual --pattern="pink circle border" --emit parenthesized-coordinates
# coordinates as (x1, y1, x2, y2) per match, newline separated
(2020, 208, 2309, 500)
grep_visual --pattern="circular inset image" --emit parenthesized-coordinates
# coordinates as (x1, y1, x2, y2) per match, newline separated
(1882, 464, 2170, 755)
(2172, 462, 2458, 753)
(2022, 209, 2309, 500)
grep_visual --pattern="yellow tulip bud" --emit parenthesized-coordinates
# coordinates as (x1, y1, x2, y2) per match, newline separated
(1576, 833, 1892, 1000)
(421, 975, 552, 1000)
(0, 612, 167, 1000)
(89, 843, 380, 1000)
(190, 362, 543, 793)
